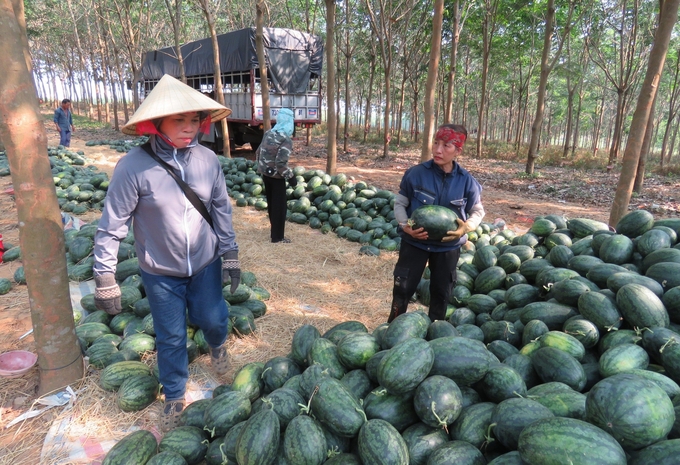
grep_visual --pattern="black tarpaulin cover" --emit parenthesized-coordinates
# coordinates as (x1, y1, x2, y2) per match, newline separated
(141, 27, 323, 94)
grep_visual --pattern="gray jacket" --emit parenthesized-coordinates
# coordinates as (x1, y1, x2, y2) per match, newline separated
(93, 136, 238, 278)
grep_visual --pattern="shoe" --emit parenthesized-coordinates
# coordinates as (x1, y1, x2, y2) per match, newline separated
(272, 238, 292, 243)
(160, 399, 185, 433)
(210, 344, 230, 376)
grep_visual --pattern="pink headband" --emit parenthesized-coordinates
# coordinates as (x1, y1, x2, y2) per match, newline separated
(435, 127, 466, 148)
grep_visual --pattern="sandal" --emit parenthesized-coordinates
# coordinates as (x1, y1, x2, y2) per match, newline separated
(210, 344, 230, 376)
(160, 399, 185, 433)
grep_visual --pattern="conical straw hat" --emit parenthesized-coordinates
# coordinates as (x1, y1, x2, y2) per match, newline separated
(122, 74, 231, 135)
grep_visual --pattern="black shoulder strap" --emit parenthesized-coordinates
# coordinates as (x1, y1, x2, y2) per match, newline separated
(140, 143, 214, 230)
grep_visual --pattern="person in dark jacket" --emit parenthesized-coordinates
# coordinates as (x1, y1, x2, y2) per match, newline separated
(53, 99, 75, 147)
(92, 75, 239, 432)
(256, 108, 297, 243)
(388, 124, 485, 323)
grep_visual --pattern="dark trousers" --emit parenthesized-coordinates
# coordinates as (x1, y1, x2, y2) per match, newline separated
(389, 241, 460, 323)
(263, 175, 287, 242)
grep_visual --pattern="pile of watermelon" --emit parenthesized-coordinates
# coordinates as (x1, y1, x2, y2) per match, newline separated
(220, 158, 401, 255)
(102, 209, 680, 465)
(85, 137, 148, 152)
(52, 162, 110, 214)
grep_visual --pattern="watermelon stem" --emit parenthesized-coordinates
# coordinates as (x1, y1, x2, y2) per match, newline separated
(483, 422, 497, 448)
(357, 407, 368, 423)
(660, 338, 678, 354)
(430, 401, 449, 434)
(299, 385, 319, 415)
(326, 446, 340, 459)
(219, 442, 228, 463)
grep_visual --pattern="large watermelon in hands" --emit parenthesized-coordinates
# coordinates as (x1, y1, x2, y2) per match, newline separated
(408, 205, 459, 241)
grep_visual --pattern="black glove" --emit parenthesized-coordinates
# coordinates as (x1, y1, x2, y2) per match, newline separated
(222, 250, 241, 294)
(94, 273, 122, 315)
(288, 176, 298, 188)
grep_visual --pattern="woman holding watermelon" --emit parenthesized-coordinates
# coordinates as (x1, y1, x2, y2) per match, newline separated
(92, 75, 240, 432)
(388, 124, 485, 323)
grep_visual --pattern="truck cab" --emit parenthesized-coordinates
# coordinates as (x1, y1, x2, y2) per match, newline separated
(139, 27, 323, 152)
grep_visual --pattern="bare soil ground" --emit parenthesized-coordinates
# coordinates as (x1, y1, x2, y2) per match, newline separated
(0, 120, 678, 464)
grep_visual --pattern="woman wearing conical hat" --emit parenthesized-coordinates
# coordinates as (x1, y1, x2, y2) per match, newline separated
(91, 75, 238, 432)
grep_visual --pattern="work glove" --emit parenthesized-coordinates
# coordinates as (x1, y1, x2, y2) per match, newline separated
(222, 250, 241, 293)
(288, 175, 298, 188)
(442, 219, 475, 242)
(94, 273, 122, 315)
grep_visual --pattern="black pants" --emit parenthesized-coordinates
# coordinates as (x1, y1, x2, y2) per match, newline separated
(389, 241, 460, 323)
(263, 176, 287, 242)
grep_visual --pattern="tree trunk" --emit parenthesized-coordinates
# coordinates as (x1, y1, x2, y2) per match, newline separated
(610, 0, 678, 226)
(0, 0, 84, 395)
(325, 0, 337, 174)
(363, 50, 376, 142)
(445, 0, 461, 124)
(256, 1, 271, 131)
(420, 0, 444, 162)
(477, 0, 498, 158)
(526, 0, 556, 174)
(164, 0, 187, 83)
(198, 0, 231, 156)
(633, 90, 658, 192)
(342, 0, 352, 153)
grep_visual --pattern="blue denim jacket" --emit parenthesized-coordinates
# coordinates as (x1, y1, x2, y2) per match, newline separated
(53, 107, 73, 131)
(399, 159, 482, 252)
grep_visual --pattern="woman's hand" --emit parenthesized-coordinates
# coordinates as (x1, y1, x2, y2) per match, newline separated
(402, 223, 428, 240)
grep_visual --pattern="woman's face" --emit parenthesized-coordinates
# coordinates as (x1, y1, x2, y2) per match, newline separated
(158, 112, 201, 148)
(432, 139, 461, 172)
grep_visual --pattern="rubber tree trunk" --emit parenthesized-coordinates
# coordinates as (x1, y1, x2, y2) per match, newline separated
(325, 0, 337, 175)
(0, 0, 84, 395)
(633, 90, 658, 193)
(526, 0, 556, 174)
(198, 0, 231, 156)
(610, 0, 679, 226)
(256, 1, 271, 131)
(420, 0, 444, 162)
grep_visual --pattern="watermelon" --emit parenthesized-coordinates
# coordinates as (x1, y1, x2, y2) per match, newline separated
(425, 440, 485, 465)
(310, 377, 365, 437)
(377, 338, 434, 396)
(203, 391, 251, 438)
(531, 347, 586, 391)
(235, 409, 280, 465)
(491, 397, 555, 450)
(290, 324, 321, 367)
(407, 205, 459, 241)
(357, 419, 409, 465)
(102, 430, 157, 465)
(585, 373, 676, 450)
(598, 343, 649, 377)
(116, 375, 159, 412)
(362, 388, 418, 432)
(616, 209, 655, 238)
(628, 439, 680, 465)
(616, 283, 669, 329)
(158, 426, 207, 465)
(401, 422, 449, 465)
(282, 414, 327, 464)
(412, 375, 463, 428)
(99, 361, 150, 391)
(517, 417, 626, 465)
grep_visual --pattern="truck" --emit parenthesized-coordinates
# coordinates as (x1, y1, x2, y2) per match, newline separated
(139, 27, 324, 152)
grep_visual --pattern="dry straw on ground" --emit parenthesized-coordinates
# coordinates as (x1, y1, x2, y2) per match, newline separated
(0, 202, 400, 464)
